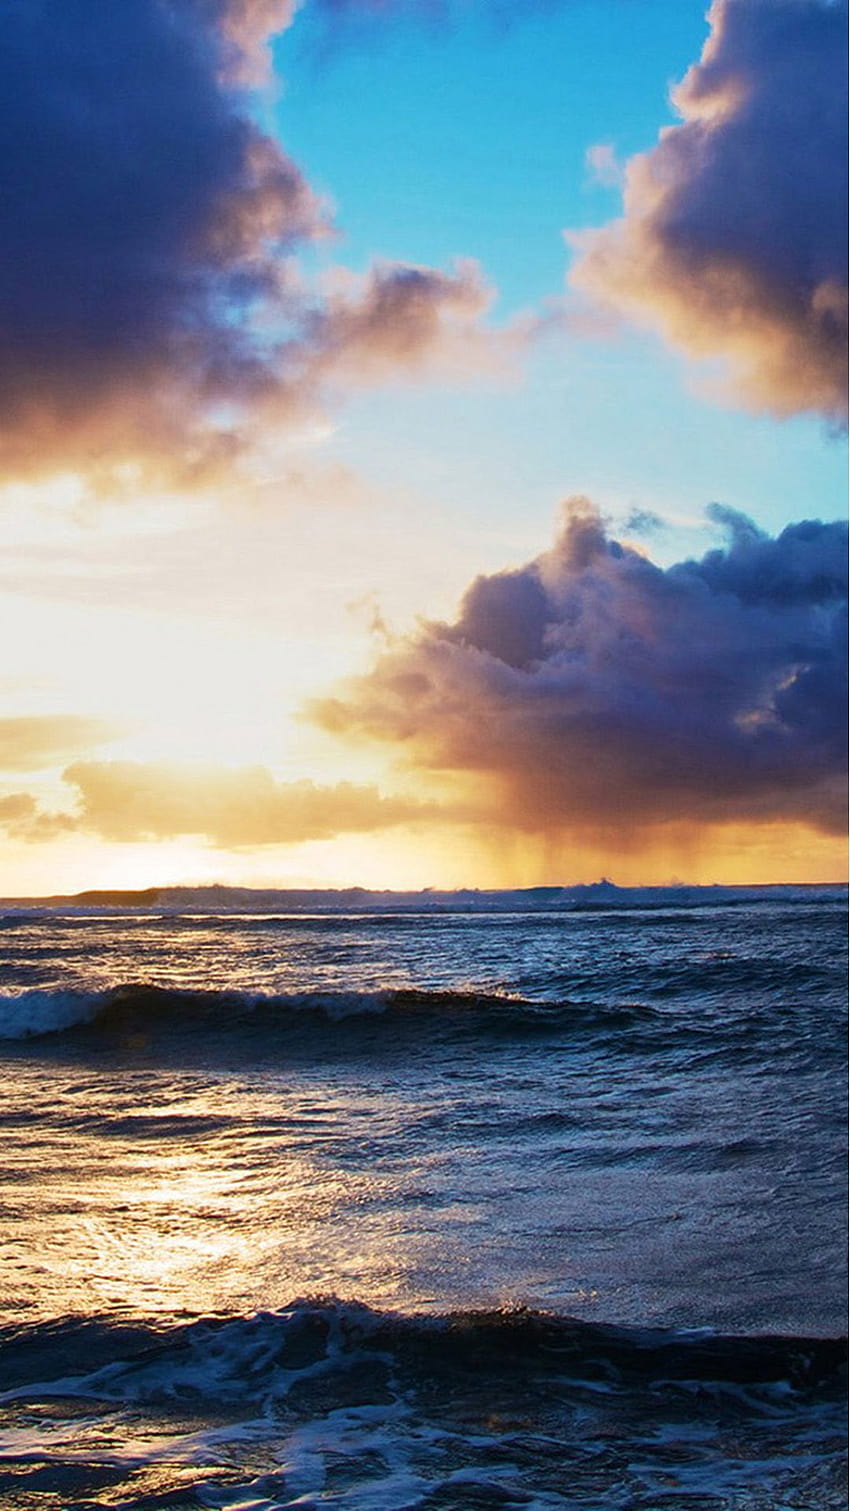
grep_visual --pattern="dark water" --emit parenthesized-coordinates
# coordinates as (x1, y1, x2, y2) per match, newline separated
(0, 889, 846, 1507)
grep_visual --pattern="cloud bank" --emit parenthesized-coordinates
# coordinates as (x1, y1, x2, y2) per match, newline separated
(571, 0, 848, 424)
(0, 763, 440, 849)
(313, 500, 848, 838)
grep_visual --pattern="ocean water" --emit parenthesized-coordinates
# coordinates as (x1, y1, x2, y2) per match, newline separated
(0, 885, 845, 1509)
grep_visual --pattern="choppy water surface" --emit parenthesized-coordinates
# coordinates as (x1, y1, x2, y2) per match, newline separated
(0, 889, 845, 1507)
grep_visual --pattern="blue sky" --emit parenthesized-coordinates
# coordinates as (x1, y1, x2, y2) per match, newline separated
(273, 0, 844, 562)
(277, 1, 707, 300)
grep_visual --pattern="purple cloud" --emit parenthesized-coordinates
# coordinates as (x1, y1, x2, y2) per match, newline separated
(0, 1, 512, 489)
(313, 500, 848, 837)
(571, 0, 848, 424)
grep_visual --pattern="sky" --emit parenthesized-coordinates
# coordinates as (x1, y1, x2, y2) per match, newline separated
(0, 0, 846, 894)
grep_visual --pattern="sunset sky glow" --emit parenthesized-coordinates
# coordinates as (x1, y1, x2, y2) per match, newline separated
(1, 0, 846, 893)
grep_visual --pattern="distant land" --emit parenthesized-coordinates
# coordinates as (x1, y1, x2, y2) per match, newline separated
(1, 881, 846, 914)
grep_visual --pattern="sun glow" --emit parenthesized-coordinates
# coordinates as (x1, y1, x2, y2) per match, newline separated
(0, 0, 844, 898)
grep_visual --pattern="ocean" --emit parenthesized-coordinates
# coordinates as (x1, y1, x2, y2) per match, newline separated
(0, 884, 846, 1509)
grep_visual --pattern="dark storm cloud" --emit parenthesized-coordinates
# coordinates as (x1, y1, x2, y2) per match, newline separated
(0, 0, 326, 483)
(313, 500, 848, 836)
(572, 0, 848, 424)
(0, 0, 511, 487)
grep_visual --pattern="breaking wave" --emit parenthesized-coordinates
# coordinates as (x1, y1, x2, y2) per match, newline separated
(2, 1300, 843, 1414)
(0, 982, 664, 1042)
(0, 1302, 844, 1511)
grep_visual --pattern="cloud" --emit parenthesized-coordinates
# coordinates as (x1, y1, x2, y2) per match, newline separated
(0, 794, 77, 843)
(312, 499, 848, 838)
(298, 260, 514, 384)
(584, 142, 624, 190)
(0, 1, 513, 490)
(570, 0, 848, 424)
(196, 1, 299, 81)
(0, 717, 120, 772)
(56, 762, 440, 847)
(0, 0, 326, 487)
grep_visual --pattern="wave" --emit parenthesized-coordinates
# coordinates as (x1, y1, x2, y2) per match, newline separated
(0, 1303, 844, 1511)
(0, 981, 665, 1042)
(1, 1300, 844, 1406)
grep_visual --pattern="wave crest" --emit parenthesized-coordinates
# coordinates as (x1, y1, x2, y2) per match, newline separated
(0, 982, 656, 1042)
(0, 1301, 844, 1406)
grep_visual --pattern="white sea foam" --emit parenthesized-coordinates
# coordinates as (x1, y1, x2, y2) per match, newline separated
(0, 1306, 844, 1511)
